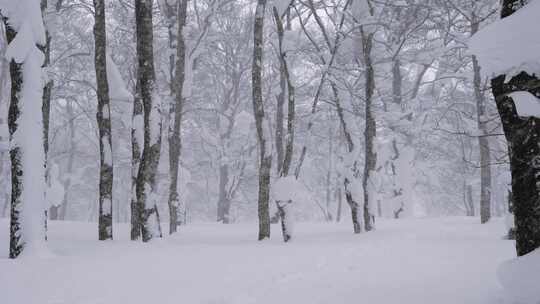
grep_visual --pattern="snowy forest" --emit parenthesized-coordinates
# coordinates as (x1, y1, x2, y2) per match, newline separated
(0, 0, 539, 303)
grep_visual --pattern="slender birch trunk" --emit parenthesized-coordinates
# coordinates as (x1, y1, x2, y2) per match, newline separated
(168, 0, 188, 234)
(93, 0, 114, 240)
(252, 0, 271, 240)
(471, 18, 492, 224)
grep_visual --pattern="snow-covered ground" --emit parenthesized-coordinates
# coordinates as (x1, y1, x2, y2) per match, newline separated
(0, 217, 515, 304)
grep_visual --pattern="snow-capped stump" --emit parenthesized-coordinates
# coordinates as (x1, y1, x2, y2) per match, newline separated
(272, 176, 310, 242)
(507, 91, 540, 118)
(498, 249, 540, 304)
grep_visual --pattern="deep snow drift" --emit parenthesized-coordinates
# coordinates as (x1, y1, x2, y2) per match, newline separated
(0, 217, 517, 304)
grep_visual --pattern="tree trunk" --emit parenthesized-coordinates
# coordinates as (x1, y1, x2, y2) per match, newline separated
(273, 5, 296, 242)
(361, 26, 376, 232)
(59, 101, 75, 220)
(252, 0, 271, 240)
(135, 0, 162, 242)
(5, 8, 47, 258)
(130, 95, 143, 240)
(471, 19, 492, 224)
(167, 0, 188, 235)
(93, 0, 114, 240)
(216, 164, 232, 223)
(335, 186, 342, 223)
(491, 0, 540, 257)
(464, 183, 475, 216)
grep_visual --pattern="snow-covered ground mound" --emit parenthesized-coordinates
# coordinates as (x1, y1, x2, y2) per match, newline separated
(0, 217, 515, 304)
(498, 249, 540, 304)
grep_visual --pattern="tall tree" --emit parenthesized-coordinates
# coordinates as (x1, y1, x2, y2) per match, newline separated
(134, 0, 163, 242)
(93, 0, 114, 240)
(2, 0, 48, 258)
(489, 0, 540, 256)
(167, 0, 188, 234)
(360, 1, 376, 231)
(252, 0, 271, 240)
(273, 3, 296, 242)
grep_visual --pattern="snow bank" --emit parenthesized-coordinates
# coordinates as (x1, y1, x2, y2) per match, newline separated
(498, 249, 540, 304)
(469, 0, 540, 79)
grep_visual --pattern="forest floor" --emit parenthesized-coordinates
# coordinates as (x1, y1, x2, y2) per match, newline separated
(0, 217, 515, 304)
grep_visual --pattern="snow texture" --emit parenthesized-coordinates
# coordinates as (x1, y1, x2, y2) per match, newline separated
(46, 164, 64, 208)
(508, 91, 540, 118)
(469, 0, 540, 79)
(106, 54, 132, 102)
(272, 176, 311, 203)
(498, 249, 540, 304)
(0, 217, 515, 304)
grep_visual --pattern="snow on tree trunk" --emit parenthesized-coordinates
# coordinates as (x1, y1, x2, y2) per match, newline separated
(273, 5, 296, 242)
(167, 0, 188, 235)
(40, 0, 53, 228)
(134, 0, 163, 242)
(93, 0, 113, 240)
(471, 0, 540, 256)
(252, 0, 271, 241)
(3, 0, 48, 258)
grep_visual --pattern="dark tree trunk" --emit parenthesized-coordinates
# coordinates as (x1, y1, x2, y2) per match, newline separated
(217, 164, 232, 223)
(490, 0, 540, 257)
(252, 0, 271, 240)
(361, 26, 376, 232)
(6, 23, 24, 258)
(130, 95, 143, 240)
(93, 0, 114, 240)
(167, 0, 188, 235)
(135, 0, 163, 242)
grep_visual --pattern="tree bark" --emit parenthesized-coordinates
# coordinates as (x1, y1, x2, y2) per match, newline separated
(41, 0, 53, 227)
(168, 0, 188, 235)
(471, 18, 491, 224)
(5, 10, 47, 258)
(273, 5, 296, 242)
(59, 101, 75, 220)
(491, 0, 540, 257)
(93, 0, 114, 240)
(6, 23, 24, 258)
(217, 164, 232, 223)
(361, 25, 376, 232)
(135, 0, 163, 242)
(252, 0, 271, 240)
